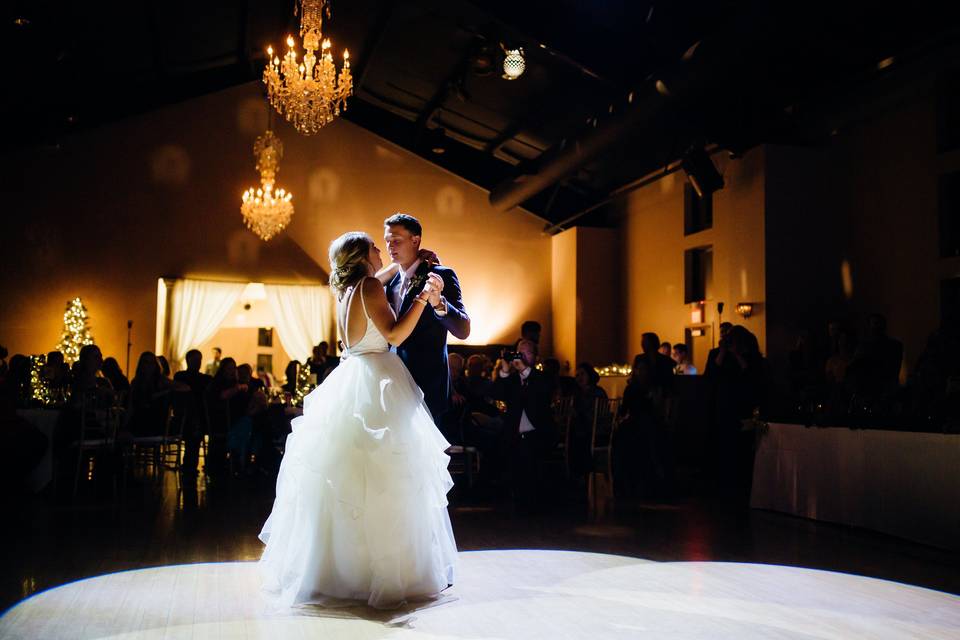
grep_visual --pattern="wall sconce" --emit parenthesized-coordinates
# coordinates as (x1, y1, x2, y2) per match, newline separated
(735, 302, 754, 318)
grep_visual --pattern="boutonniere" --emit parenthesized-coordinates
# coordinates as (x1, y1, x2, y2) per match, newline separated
(406, 263, 432, 296)
(408, 272, 428, 294)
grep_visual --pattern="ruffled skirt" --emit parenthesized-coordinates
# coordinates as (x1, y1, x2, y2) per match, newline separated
(258, 351, 457, 609)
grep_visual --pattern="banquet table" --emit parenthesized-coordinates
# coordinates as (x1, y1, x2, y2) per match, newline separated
(750, 422, 960, 550)
(16, 409, 60, 493)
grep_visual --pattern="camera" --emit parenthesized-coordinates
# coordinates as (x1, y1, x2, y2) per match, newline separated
(502, 350, 523, 362)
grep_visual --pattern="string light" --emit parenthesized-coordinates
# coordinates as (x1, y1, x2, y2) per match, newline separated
(293, 361, 316, 407)
(597, 364, 632, 377)
(28, 355, 53, 406)
(57, 297, 94, 364)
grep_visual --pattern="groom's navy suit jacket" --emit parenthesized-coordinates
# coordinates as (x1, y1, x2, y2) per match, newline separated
(385, 262, 470, 423)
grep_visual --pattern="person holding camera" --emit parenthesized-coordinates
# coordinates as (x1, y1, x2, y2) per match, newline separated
(492, 339, 558, 510)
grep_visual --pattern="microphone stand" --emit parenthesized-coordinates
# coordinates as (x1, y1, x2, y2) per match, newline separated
(126, 320, 133, 379)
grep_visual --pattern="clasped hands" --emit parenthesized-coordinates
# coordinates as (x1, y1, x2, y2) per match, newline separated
(419, 272, 444, 307)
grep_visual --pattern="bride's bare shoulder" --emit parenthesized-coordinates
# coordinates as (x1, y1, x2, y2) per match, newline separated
(360, 276, 386, 299)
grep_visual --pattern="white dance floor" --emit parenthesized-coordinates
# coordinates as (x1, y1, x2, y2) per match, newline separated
(1, 550, 957, 639)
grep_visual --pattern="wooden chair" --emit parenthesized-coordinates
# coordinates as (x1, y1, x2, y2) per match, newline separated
(446, 409, 482, 488)
(72, 392, 119, 498)
(587, 397, 621, 514)
(546, 395, 574, 479)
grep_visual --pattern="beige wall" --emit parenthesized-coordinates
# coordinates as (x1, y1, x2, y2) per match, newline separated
(0, 82, 552, 364)
(196, 328, 291, 382)
(551, 229, 578, 370)
(621, 147, 766, 372)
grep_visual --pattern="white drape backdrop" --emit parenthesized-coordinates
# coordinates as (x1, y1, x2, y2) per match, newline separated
(164, 279, 246, 366)
(265, 284, 334, 362)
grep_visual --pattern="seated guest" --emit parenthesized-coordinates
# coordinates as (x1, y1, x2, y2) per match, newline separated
(42, 351, 71, 392)
(157, 355, 172, 379)
(69, 345, 115, 408)
(128, 352, 183, 437)
(204, 358, 244, 476)
(238, 363, 264, 393)
(542, 358, 577, 398)
(101, 357, 130, 396)
(320, 341, 340, 370)
(173, 349, 212, 475)
(492, 339, 558, 509)
(55, 345, 115, 461)
(306, 344, 326, 379)
(463, 355, 497, 414)
(281, 360, 300, 396)
(570, 362, 608, 477)
(459, 354, 504, 478)
(671, 343, 697, 375)
(2, 354, 30, 404)
(449, 353, 467, 405)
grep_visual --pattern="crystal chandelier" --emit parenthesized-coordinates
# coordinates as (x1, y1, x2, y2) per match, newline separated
(264, 0, 353, 135)
(241, 130, 294, 241)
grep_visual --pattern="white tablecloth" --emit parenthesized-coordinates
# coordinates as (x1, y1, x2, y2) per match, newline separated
(17, 409, 60, 493)
(750, 422, 960, 550)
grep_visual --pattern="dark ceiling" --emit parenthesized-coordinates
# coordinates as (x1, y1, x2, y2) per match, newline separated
(4, 1, 960, 229)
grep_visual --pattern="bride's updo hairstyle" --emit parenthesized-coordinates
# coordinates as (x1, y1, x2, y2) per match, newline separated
(328, 232, 373, 296)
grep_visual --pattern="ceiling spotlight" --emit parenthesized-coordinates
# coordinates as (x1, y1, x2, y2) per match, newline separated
(428, 127, 447, 154)
(13, 17, 30, 26)
(877, 56, 895, 70)
(502, 47, 525, 80)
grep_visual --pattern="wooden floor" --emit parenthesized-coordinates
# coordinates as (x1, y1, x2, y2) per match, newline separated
(0, 468, 958, 638)
(1, 550, 958, 639)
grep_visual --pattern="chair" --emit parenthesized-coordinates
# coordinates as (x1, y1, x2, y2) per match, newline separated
(130, 393, 187, 479)
(72, 392, 119, 498)
(587, 397, 620, 513)
(446, 409, 482, 488)
(201, 394, 232, 477)
(545, 395, 574, 478)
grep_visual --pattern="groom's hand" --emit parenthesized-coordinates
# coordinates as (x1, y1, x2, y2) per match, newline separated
(425, 273, 444, 306)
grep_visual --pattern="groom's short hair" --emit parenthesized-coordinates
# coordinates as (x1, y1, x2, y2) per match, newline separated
(384, 213, 422, 237)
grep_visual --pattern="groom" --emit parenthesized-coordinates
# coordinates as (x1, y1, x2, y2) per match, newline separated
(381, 213, 470, 425)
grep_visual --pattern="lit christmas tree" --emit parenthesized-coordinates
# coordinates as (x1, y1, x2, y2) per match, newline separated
(57, 297, 95, 364)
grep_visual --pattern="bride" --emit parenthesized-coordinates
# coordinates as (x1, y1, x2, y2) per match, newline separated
(258, 231, 458, 609)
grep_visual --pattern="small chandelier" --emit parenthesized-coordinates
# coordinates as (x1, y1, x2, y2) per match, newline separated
(241, 130, 294, 241)
(264, 0, 353, 135)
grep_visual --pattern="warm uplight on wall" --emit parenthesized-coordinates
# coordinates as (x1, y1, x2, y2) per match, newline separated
(690, 301, 705, 324)
(735, 302, 754, 318)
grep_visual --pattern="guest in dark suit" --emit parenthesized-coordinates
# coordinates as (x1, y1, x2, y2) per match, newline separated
(381, 213, 470, 425)
(173, 349, 212, 475)
(492, 339, 559, 509)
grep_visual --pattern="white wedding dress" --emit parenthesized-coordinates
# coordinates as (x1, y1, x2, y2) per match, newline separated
(258, 280, 457, 609)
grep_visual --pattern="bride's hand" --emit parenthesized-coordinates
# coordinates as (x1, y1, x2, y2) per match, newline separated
(418, 249, 441, 266)
(422, 273, 444, 297)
